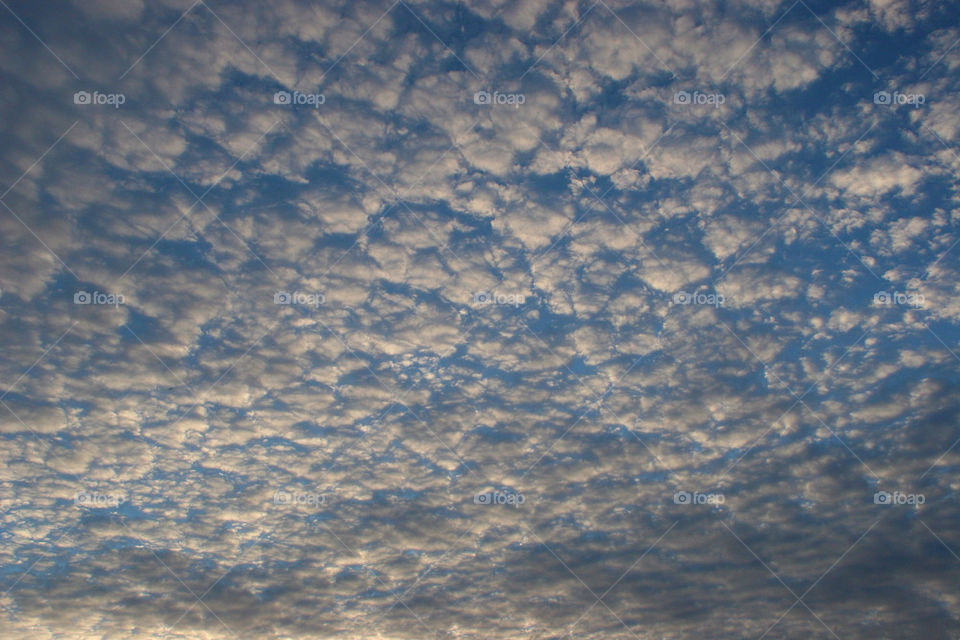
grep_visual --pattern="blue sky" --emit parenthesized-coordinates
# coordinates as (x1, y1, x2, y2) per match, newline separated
(1, 0, 960, 638)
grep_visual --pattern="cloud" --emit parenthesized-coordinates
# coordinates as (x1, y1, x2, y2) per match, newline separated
(1, 1, 959, 639)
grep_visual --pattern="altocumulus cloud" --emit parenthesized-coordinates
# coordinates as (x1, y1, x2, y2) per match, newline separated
(1, 0, 960, 638)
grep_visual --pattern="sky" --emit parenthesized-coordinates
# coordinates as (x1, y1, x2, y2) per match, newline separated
(1, 0, 959, 638)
